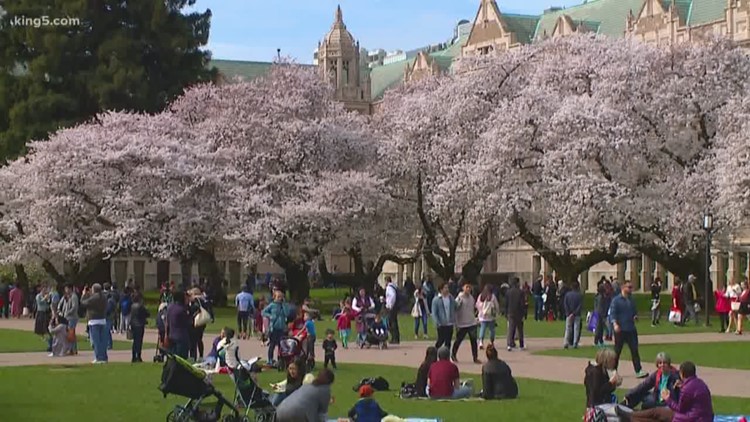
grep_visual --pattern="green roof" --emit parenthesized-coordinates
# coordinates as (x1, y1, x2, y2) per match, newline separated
(688, 0, 726, 26)
(370, 36, 467, 100)
(504, 14, 541, 44)
(534, 0, 645, 40)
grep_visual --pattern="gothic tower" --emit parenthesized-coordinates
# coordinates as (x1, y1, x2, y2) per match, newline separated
(317, 6, 372, 114)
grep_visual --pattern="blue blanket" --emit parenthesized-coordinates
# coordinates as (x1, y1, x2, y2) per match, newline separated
(714, 417, 748, 422)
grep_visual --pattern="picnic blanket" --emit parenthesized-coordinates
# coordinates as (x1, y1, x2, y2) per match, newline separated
(397, 395, 485, 402)
(328, 419, 441, 422)
(714, 416, 749, 422)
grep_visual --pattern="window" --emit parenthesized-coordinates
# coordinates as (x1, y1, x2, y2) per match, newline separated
(478, 45, 493, 55)
(343, 61, 350, 85)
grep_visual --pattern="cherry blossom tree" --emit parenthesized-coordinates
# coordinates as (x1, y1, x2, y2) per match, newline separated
(173, 62, 411, 301)
(0, 111, 230, 285)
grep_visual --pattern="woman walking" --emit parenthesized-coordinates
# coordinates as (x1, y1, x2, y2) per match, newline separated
(188, 287, 213, 362)
(476, 284, 499, 349)
(726, 278, 742, 333)
(412, 289, 429, 339)
(9, 283, 24, 318)
(34, 286, 52, 341)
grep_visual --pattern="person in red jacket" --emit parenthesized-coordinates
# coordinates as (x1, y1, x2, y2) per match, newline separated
(714, 287, 731, 333)
(671, 281, 685, 326)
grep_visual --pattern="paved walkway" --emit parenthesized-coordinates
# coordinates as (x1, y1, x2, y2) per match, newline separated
(1, 318, 749, 398)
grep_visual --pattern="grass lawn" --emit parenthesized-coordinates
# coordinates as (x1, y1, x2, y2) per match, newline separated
(1, 362, 748, 421)
(535, 341, 750, 370)
(0, 328, 140, 353)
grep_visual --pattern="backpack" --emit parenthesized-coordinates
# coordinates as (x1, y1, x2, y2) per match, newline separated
(583, 407, 606, 422)
(389, 284, 406, 309)
(120, 296, 132, 316)
(399, 382, 419, 399)
(352, 376, 390, 392)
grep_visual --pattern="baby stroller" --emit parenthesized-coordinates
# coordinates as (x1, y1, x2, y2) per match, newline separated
(361, 321, 388, 349)
(355, 312, 377, 347)
(158, 350, 241, 422)
(231, 359, 276, 422)
(276, 327, 309, 372)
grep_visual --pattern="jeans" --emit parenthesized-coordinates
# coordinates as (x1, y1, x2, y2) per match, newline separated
(237, 311, 250, 334)
(268, 330, 284, 363)
(594, 314, 605, 345)
(189, 325, 206, 360)
(613, 330, 643, 373)
(564, 315, 582, 347)
(478, 320, 496, 344)
(271, 392, 289, 407)
(684, 304, 697, 325)
(451, 386, 472, 399)
(435, 325, 453, 350)
(89, 324, 109, 362)
(452, 325, 478, 361)
(119, 313, 131, 333)
(414, 314, 428, 336)
(131, 325, 145, 360)
(534, 295, 543, 321)
(106, 319, 113, 349)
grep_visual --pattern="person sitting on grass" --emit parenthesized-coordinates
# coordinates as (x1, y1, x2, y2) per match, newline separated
(480, 344, 518, 400)
(626, 361, 713, 422)
(270, 360, 306, 407)
(48, 316, 70, 357)
(428, 346, 471, 399)
(585, 348, 622, 408)
(621, 352, 679, 410)
(348, 385, 388, 422)
(275, 368, 335, 422)
(414, 346, 438, 398)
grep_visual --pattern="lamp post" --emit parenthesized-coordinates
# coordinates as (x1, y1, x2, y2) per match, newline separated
(702, 212, 713, 327)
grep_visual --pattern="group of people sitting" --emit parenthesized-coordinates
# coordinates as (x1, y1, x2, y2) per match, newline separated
(585, 348, 714, 422)
(410, 344, 518, 400)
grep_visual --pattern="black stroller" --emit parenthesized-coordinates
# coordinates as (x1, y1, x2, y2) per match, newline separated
(231, 359, 275, 422)
(159, 351, 241, 422)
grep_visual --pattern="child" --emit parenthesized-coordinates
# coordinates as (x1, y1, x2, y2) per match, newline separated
(322, 329, 338, 369)
(336, 300, 353, 349)
(303, 312, 316, 368)
(347, 385, 388, 422)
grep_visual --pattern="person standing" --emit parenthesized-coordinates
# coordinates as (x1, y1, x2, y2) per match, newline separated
(421, 277, 436, 310)
(682, 275, 699, 325)
(650, 278, 662, 326)
(80, 284, 108, 364)
(594, 279, 611, 347)
(9, 283, 24, 318)
(452, 282, 480, 363)
(235, 286, 255, 339)
(129, 292, 150, 363)
(563, 281, 583, 349)
(610, 281, 648, 378)
(58, 284, 80, 355)
(531, 277, 543, 321)
(166, 289, 191, 359)
(384, 276, 400, 345)
(262, 290, 290, 366)
(476, 284, 499, 349)
(505, 277, 525, 352)
(431, 283, 456, 350)
(411, 289, 429, 339)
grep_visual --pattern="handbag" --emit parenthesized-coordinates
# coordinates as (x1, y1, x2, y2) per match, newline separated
(66, 328, 76, 343)
(668, 309, 682, 323)
(194, 305, 211, 327)
(587, 311, 599, 332)
(731, 301, 741, 311)
(126, 328, 133, 340)
(693, 302, 701, 313)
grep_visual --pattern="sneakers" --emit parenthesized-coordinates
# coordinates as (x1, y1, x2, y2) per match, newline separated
(479, 342, 484, 350)
(635, 371, 649, 379)
(48, 353, 54, 357)
(563, 344, 569, 349)
(507, 346, 512, 352)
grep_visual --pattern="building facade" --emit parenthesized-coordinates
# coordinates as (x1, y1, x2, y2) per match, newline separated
(114, 0, 750, 291)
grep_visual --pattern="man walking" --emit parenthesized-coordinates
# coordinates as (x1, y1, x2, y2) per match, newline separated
(611, 281, 648, 378)
(505, 277, 525, 352)
(431, 282, 456, 350)
(682, 275, 698, 325)
(235, 286, 254, 339)
(452, 282, 480, 363)
(532, 276, 543, 321)
(384, 276, 400, 345)
(563, 281, 583, 349)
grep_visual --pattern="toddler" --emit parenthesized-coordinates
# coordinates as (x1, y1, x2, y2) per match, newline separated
(322, 329, 338, 369)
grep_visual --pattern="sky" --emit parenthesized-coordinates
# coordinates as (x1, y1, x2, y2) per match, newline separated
(195, 0, 585, 63)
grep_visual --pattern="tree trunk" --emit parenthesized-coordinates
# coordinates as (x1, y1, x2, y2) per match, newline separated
(180, 259, 192, 288)
(13, 264, 28, 289)
(271, 251, 310, 305)
(42, 260, 67, 285)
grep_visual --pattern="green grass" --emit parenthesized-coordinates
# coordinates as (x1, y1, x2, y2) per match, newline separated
(536, 341, 750, 370)
(0, 328, 141, 353)
(0, 362, 747, 421)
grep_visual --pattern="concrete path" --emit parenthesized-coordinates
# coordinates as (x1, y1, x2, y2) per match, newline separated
(1, 318, 748, 398)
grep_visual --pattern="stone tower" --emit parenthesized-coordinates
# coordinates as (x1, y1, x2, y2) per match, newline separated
(317, 6, 372, 114)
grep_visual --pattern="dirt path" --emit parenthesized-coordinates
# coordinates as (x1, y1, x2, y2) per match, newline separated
(1, 318, 748, 398)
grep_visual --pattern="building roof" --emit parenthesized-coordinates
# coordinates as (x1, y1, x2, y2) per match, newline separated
(210, 59, 273, 81)
(503, 13, 541, 44)
(688, 0, 726, 27)
(534, 0, 645, 40)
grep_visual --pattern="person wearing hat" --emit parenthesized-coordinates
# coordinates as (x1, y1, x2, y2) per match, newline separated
(347, 385, 388, 422)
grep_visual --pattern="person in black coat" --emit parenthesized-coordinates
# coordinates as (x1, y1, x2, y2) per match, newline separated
(585, 348, 622, 407)
(481, 344, 518, 399)
(414, 346, 437, 397)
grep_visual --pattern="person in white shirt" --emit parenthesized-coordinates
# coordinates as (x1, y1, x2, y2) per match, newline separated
(726, 279, 742, 334)
(452, 282, 480, 363)
(384, 277, 400, 345)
